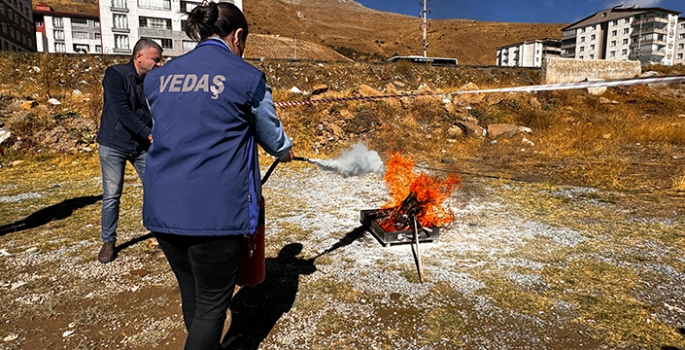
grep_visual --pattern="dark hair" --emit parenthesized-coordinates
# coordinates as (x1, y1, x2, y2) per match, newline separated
(185, 1, 249, 43)
(131, 38, 163, 58)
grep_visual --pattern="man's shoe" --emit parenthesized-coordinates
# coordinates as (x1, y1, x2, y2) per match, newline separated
(98, 242, 116, 263)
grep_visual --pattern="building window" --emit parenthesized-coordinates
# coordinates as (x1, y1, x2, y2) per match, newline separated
(115, 34, 129, 49)
(181, 0, 200, 12)
(182, 40, 196, 51)
(112, 0, 127, 8)
(678, 53, 683, 59)
(53, 17, 64, 27)
(73, 31, 89, 39)
(610, 51, 616, 57)
(36, 20, 43, 27)
(589, 54, 594, 59)
(93, 21, 100, 28)
(139, 17, 172, 29)
(623, 38, 629, 45)
(55, 42, 66, 52)
(580, 36, 585, 42)
(610, 40, 616, 47)
(590, 34, 596, 40)
(145, 37, 173, 49)
(611, 30, 617, 36)
(580, 46, 585, 52)
(679, 43, 684, 49)
(72, 18, 88, 27)
(590, 44, 595, 51)
(138, 0, 171, 10)
(114, 14, 128, 29)
(94, 32, 101, 40)
(95, 45, 102, 53)
(73, 44, 89, 52)
(54, 30, 65, 40)
(612, 20, 618, 26)
(622, 49, 628, 55)
(580, 28, 586, 33)
(624, 28, 629, 34)
(680, 33, 685, 39)
(579, 55, 584, 59)
(0, 4, 4, 15)
(625, 18, 630, 23)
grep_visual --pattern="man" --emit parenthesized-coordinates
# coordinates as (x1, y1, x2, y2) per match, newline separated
(96, 38, 163, 263)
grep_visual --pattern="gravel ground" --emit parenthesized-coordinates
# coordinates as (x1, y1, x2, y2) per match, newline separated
(2, 160, 685, 349)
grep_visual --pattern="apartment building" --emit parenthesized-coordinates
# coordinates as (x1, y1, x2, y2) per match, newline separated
(34, 3, 101, 54)
(496, 39, 561, 67)
(560, 5, 681, 65)
(98, 0, 241, 57)
(0, 0, 36, 51)
(675, 18, 685, 65)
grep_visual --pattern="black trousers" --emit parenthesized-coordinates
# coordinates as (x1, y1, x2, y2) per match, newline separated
(155, 232, 243, 350)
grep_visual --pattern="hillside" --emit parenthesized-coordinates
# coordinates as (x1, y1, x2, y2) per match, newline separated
(35, 0, 565, 64)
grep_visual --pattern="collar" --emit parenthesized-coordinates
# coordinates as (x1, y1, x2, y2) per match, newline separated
(198, 37, 238, 56)
(126, 59, 142, 80)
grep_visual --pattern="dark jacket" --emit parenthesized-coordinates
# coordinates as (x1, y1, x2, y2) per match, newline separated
(96, 60, 152, 154)
(143, 40, 271, 236)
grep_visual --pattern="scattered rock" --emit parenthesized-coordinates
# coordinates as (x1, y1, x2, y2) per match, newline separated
(47, 98, 62, 105)
(311, 84, 328, 95)
(585, 78, 607, 96)
(3, 334, 19, 342)
(130, 268, 149, 277)
(456, 117, 484, 137)
(20, 100, 37, 110)
(339, 109, 355, 120)
(598, 97, 618, 104)
(529, 97, 542, 110)
(447, 125, 464, 138)
(289, 86, 303, 94)
(11, 281, 27, 290)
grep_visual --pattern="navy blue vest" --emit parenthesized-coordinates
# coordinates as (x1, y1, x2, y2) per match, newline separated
(143, 40, 264, 236)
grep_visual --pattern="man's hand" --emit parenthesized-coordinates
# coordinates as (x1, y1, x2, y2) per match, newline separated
(279, 149, 294, 163)
(147, 134, 153, 143)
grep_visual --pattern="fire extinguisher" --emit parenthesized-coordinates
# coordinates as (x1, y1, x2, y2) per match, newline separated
(236, 159, 280, 287)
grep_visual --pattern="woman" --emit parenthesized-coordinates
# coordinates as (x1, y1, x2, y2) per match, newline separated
(143, 2, 294, 349)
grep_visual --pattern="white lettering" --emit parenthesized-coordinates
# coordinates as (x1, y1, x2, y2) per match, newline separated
(194, 74, 210, 93)
(182, 74, 198, 92)
(168, 74, 184, 92)
(159, 75, 173, 92)
(211, 75, 226, 100)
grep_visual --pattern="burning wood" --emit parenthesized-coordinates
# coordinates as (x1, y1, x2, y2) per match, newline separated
(378, 152, 461, 232)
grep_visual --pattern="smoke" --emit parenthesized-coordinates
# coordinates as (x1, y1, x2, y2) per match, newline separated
(308, 143, 384, 177)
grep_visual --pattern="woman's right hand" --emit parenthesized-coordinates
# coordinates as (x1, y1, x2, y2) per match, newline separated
(279, 149, 295, 163)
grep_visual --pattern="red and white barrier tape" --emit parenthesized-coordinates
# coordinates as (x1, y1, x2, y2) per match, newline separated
(273, 74, 685, 108)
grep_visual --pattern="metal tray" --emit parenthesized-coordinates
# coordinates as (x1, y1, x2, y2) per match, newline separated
(360, 209, 440, 247)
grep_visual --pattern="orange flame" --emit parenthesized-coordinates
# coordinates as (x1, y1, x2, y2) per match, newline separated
(380, 151, 461, 230)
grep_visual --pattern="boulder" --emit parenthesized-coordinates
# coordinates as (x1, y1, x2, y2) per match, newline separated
(358, 84, 382, 97)
(487, 123, 519, 139)
(452, 82, 483, 106)
(416, 85, 441, 104)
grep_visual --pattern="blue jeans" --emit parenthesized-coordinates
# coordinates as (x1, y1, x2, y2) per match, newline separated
(155, 232, 243, 350)
(99, 144, 146, 243)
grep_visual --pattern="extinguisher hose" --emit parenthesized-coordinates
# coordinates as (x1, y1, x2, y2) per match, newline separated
(261, 158, 280, 185)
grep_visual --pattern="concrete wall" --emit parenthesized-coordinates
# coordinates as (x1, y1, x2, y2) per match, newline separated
(541, 57, 641, 84)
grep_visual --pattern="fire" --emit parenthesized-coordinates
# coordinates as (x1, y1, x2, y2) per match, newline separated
(379, 151, 461, 231)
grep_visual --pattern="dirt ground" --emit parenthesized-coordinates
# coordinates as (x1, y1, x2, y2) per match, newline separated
(0, 148, 684, 349)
